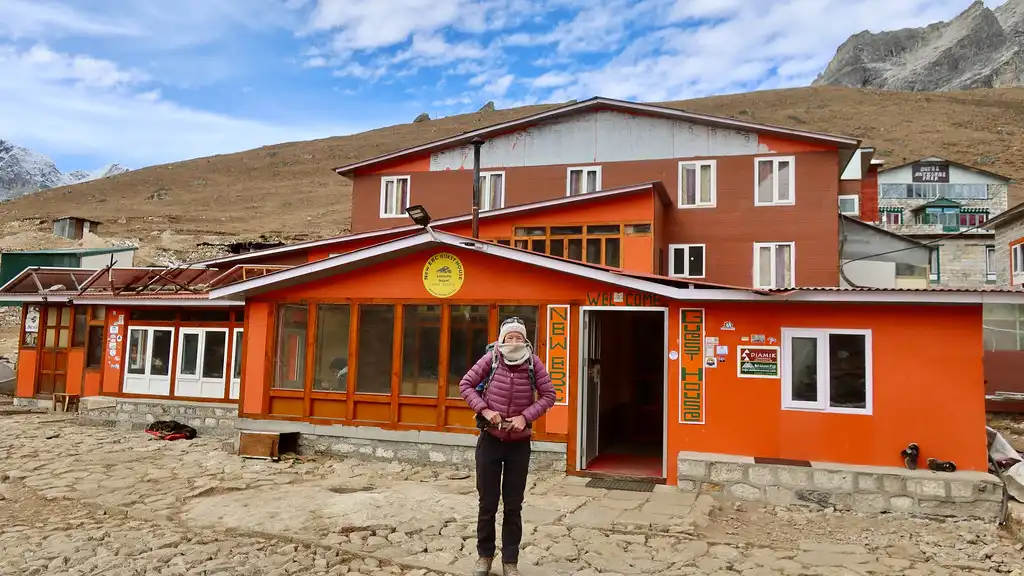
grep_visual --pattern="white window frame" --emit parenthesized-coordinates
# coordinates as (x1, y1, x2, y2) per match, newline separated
(677, 160, 717, 209)
(479, 171, 505, 211)
(752, 242, 796, 289)
(986, 246, 996, 282)
(229, 328, 244, 400)
(379, 175, 411, 219)
(781, 328, 873, 415)
(123, 326, 176, 396)
(838, 195, 860, 217)
(667, 244, 706, 278)
(754, 156, 796, 206)
(566, 166, 602, 197)
(929, 246, 940, 283)
(174, 327, 229, 399)
(1013, 243, 1024, 284)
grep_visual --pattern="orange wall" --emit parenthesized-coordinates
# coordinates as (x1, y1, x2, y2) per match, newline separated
(16, 349, 36, 397)
(242, 301, 271, 415)
(664, 301, 987, 484)
(66, 350, 85, 396)
(83, 370, 103, 397)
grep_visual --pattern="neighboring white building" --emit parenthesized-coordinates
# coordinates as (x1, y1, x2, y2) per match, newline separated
(877, 157, 1012, 288)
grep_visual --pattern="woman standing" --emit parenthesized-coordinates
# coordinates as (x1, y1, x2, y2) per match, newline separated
(460, 317, 557, 576)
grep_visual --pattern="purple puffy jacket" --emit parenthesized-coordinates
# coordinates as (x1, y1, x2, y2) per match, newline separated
(459, 352, 557, 441)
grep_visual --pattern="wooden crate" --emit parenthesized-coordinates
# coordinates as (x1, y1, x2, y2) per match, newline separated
(238, 431, 299, 460)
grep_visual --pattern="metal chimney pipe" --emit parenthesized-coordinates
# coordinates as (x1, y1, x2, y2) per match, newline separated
(470, 137, 485, 239)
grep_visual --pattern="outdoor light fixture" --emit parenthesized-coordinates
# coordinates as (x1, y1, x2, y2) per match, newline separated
(405, 205, 432, 228)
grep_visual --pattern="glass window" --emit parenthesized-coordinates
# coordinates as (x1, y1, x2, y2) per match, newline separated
(550, 226, 583, 235)
(86, 325, 104, 368)
(381, 176, 411, 217)
(356, 305, 394, 394)
(789, 336, 818, 403)
(604, 238, 621, 268)
(150, 330, 172, 377)
(986, 246, 996, 282)
(72, 308, 87, 347)
(127, 329, 148, 375)
(497, 306, 538, 345)
(479, 172, 504, 211)
(315, 304, 351, 392)
(784, 329, 870, 413)
(984, 304, 1024, 351)
(828, 334, 867, 409)
(91, 305, 106, 321)
(567, 167, 600, 195)
(679, 161, 715, 207)
(401, 305, 441, 397)
(756, 157, 795, 205)
(929, 247, 940, 282)
(550, 239, 565, 258)
(754, 243, 793, 289)
(625, 223, 652, 235)
(448, 305, 489, 398)
(670, 245, 705, 278)
(180, 310, 232, 322)
(130, 309, 177, 322)
(567, 238, 583, 261)
(232, 330, 244, 380)
(273, 304, 307, 390)
(587, 225, 620, 235)
(22, 305, 40, 348)
(586, 238, 601, 264)
(180, 332, 200, 376)
(202, 331, 227, 379)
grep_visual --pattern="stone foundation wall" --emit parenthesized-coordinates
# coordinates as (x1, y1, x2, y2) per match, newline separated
(677, 451, 1003, 520)
(78, 397, 238, 438)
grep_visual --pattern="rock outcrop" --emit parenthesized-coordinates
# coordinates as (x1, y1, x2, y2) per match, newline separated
(814, 0, 1024, 91)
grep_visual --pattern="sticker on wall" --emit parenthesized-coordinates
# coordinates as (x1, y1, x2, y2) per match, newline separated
(751, 334, 766, 344)
(704, 356, 718, 368)
(422, 252, 465, 298)
(546, 304, 570, 406)
(24, 306, 39, 333)
(716, 345, 728, 355)
(613, 292, 624, 303)
(737, 346, 781, 379)
(669, 350, 679, 360)
(721, 321, 735, 331)
(768, 337, 777, 344)
(717, 355, 727, 364)
(741, 336, 750, 342)
(705, 336, 719, 345)
(704, 345, 715, 358)
(679, 308, 705, 425)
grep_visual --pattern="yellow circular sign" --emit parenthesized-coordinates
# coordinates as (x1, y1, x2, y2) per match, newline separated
(422, 252, 465, 298)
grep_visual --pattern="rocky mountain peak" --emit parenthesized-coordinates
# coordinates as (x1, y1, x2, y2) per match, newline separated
(0, 139, 129, 201)
(814, 0, 1024, 91)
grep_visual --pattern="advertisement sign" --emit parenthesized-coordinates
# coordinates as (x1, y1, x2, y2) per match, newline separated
(737, 346, 780, 379)
(911, 163, 950, 183)
(679, 308, 705, 424)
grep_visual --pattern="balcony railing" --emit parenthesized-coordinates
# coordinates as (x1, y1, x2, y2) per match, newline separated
(879, 183, 989, 200)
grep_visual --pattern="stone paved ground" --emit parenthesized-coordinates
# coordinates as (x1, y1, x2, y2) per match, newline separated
(0, 414, 1022, 576)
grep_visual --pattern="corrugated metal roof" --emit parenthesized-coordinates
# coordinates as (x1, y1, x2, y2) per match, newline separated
(768, 285, 1024, 294)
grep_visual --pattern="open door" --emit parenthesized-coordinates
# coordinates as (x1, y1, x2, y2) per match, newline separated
(581, 310, 601, 468)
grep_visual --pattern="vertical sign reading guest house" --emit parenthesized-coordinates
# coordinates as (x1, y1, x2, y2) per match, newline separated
(679, 309, 705, 424)
(546, 305, 570, 406)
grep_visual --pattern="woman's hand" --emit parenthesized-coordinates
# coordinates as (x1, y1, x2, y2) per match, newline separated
(508, 415, 527, 432)
(480, 409, 501, 424)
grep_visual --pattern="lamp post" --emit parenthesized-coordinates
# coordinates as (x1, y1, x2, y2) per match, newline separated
(470, 137, 485, 239)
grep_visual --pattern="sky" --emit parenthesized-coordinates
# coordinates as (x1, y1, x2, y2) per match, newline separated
(0, 0, 1002, 172)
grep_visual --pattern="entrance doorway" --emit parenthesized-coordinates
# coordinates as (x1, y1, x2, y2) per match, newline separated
(37, 306, 73, 396)
(578, 307, 667, 479)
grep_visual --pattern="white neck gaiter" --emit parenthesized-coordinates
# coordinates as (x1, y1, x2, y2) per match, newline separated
(498, 342, 531, 365)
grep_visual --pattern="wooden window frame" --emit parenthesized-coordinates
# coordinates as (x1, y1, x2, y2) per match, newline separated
(84, 305, 107, 370)
(754, 156, 796, 207)
(677, 160, 717, 209)
(507, 223, 638, 268)
(667, 244, 706, 279)
(565, 166, 601, 197)
(380, 175, 411, 219)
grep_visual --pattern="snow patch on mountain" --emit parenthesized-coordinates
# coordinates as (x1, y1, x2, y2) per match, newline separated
(0, 139, 130, 201)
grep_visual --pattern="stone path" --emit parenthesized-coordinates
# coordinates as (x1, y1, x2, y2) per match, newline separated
(0, 413, 1022, 575)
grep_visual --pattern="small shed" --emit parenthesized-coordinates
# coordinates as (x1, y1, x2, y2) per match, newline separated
(0, 247, 137, 289)
(53, 217, 101, 240)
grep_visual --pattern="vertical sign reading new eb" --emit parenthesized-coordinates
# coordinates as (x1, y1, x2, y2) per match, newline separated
(546, 305, 570, 406)
(679, 308, 705, 424)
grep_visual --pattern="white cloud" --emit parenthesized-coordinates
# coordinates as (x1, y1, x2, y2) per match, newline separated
(484, 74, 515, 97)
(531, 71, 574, 89)
(0, 44, 355, 167)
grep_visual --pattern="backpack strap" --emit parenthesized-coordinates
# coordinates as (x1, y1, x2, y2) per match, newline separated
(475, 348, 499, 394)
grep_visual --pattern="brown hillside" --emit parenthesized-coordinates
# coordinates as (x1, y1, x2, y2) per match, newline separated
(3, 86, 1023, 241)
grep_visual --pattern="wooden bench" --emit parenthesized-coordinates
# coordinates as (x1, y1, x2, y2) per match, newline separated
(51, 393, 80, 413)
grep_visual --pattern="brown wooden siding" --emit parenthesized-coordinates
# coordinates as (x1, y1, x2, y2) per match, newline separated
(351, 152, 841, 287)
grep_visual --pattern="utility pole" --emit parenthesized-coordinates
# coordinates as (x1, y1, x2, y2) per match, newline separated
(471, 137, 485, 239)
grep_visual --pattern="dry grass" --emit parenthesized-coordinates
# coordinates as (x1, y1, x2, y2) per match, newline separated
(2, 86, 1023, 241)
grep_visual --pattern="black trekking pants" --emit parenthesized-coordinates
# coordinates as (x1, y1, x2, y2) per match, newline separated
(475, 431, 531, 564)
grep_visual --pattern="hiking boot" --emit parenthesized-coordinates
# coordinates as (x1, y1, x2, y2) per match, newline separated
(502, 563, 521, 576)
(472, 556, 493, 576)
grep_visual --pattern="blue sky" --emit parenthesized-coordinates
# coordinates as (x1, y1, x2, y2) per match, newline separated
(0, 0, 999, 172)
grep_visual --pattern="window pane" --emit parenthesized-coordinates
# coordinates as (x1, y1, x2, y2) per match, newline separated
(91, 305, 106, 321)
(514, 239, 528, 250)
(448, 306, 489, 398)
(274, 304, 307, 389)
(984, 319, 1019, 351)
(531, 239, 546, 254)
(515, 227, 546, 236)
(587, 225, 620, 235)
(356, 305, 394, 394)
(586, 169, 598, 193)
(150, 330, 172, 376)
(401, 305, 440, 397)
(551, 226, 583, 235)
(672, 247, 689, 276)
(550, 238, 565, 258)
(689, 246, 705, 277)
(567, 238, 583, 261)
(758, 246, 773, 287)
(625, 223, 651, 234)
(757, 160, 774, 203)
(72, 308, 87, 347)
(57, 329, 69, 348)
(682, 164, 696, 205)
(315, 304, 351, 392)
(60, 307, 72, 327)
(569, 170, 581, 195)
(828, 334, 866, 409)
(790, 336, 818, 402)
(180, 333, 200, 376)
(180, 310, 232, 322)
(777, 161, 791, 201)
(128, 329, 148, 375)
(498, 306, 538, 345)
(129, 309, 177, 321)
(232, 331, 244, 379)
(586, 238, 602, 264)
(86, 325, 104, 368)
(489, 173, 503, 209)
(44, 329, 56, 348)
(202, 331, 227, 379)
(775, 244, 792, 288)
(699, 164, 712, 203)
(604, 238, 621, 267)
(45, 308, 57, 327)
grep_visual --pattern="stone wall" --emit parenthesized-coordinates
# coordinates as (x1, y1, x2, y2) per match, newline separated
(995, 217, 1024, 286)
(934, 237, 997, 288)
(78, 397, 238, 438)
(677, 452, 1003, 520)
